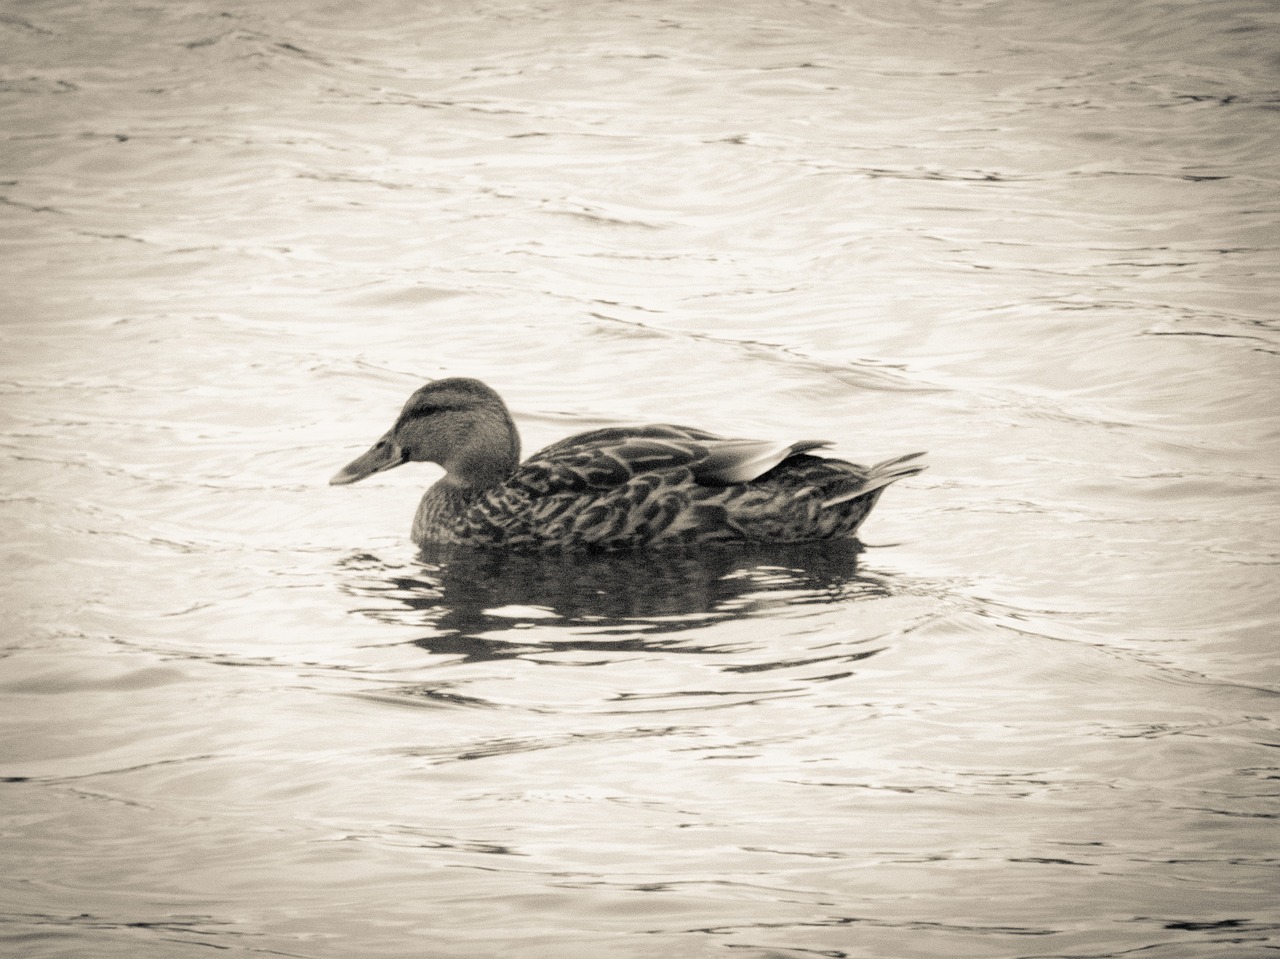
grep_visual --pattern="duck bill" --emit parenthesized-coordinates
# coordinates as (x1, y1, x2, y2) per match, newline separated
(329, 431, 406, 486)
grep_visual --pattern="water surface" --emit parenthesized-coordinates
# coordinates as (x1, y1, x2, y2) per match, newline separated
(2, 0, 1278, 956)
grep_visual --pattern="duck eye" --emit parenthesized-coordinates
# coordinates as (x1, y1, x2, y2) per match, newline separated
(413, 402, 456, 424)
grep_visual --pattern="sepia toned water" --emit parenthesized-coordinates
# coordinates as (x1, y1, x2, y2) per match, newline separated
(2, 0, 1278, 956)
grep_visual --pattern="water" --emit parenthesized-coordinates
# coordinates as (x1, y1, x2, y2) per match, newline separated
(2, 0, 1278, 956)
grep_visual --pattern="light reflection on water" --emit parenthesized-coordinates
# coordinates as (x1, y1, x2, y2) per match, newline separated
(2, 0, 1278, 956)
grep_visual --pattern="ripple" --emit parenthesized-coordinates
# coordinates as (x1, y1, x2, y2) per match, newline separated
(3, 1, 1277, 957)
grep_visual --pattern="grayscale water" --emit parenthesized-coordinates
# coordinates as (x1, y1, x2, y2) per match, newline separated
(2, 0, 1278, 956)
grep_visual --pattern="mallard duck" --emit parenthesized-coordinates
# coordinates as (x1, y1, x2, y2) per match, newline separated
(330, 377, 925, 550)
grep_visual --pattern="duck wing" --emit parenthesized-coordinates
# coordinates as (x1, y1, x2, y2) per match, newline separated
(514, 427, 833, 495)
(694, 437, 832, 483)
(457, 426, 832, 547)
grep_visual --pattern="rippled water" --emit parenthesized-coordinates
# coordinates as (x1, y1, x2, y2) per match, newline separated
(2, 0, 1278, 956)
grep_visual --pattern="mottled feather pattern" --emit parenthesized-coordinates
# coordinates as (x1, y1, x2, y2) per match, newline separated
(334, 378, 925, 550)
(453, 447, 904, 549)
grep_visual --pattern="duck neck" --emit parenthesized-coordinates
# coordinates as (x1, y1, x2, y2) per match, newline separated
(442, 407, 521, 492)
(410, 402, 522, 545)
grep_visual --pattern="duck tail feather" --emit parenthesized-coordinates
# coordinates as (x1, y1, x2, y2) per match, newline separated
(822, 452, 928, 507)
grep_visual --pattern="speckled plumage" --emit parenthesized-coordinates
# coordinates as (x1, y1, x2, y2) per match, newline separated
(330, 378, 925, 550)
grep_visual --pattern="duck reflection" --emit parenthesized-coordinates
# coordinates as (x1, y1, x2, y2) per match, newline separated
(337, 541, 895, 663)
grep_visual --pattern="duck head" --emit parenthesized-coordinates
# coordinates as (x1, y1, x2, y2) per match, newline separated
(329, 377, 521, 490)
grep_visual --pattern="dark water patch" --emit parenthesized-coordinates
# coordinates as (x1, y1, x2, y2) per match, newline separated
(337, 540, 896, 655)
(378, 724, 680, 764)
(721, 647, 882, 674)
(1157, 917, 1270, 932)
(586, 312, 943, 394)
(354, 684, 508, 711)
(322, 825, 522, 856)
(0, 13, 55, 35)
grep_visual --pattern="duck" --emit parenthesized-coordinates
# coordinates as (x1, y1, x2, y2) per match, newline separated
(329, 377, 925, 550)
